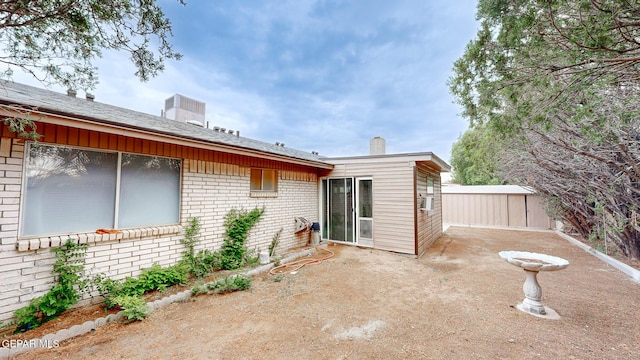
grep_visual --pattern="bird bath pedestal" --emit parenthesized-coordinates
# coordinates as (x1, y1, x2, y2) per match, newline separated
(499, 251, 569, 319)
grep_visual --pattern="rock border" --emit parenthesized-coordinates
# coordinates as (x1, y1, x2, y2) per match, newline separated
(0, 248, 316, 359)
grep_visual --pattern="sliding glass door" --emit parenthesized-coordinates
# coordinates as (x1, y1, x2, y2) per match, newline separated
(323, 178, 354, 242)
(321, 177, 373, 244)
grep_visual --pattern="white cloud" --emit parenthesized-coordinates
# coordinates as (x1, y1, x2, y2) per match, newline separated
(6, 0, 479, 163)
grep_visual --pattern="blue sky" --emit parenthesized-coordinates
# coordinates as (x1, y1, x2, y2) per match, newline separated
(16, 0, 479, 163)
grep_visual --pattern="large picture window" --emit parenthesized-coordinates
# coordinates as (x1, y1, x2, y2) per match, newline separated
(21, 144, 181, 237)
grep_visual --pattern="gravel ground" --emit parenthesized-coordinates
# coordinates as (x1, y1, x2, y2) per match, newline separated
(10, 226, 640, 360)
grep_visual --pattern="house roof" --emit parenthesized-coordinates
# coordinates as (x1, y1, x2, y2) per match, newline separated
(441, 185, 537, 194)
(323, 152, 451, 172)
(0, 81, 333, 169)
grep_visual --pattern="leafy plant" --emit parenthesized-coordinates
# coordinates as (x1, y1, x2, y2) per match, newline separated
(135, 263, 187, 293)
(14, 240, 89, 333)
(243, 248, 260, 267)
(189, 248, 222, 278)
(180, 217, 202, 274)
(112, 295, 149, 323)
(2, 112, 39, 140)
(191, 275, 252, 296)
(190, 284, 208, 296)
(93, 263, 187, 310)
(0, 1, 184, 90)
(219, 207, 265, 270)
(92, 274, 123, 309)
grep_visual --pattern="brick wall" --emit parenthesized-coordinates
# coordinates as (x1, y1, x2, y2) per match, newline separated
(0, 140, 319, 323)
(181, 159, 318, 256)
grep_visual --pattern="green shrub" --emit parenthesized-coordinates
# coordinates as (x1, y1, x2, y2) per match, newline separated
(219, 207, 264, 270)
(112, 295, 149, 323)
(92, 274, 123, 309)
(13, 240, 88, 333)
(180, 217, 203, 275)
(189, 249, 222, 278)
(191, 275, 252, 296)
(93, 263, 188, 310)
(243, 248, 260, 267)
(190, 284, 208, 296)
(136, 263, 187, 292)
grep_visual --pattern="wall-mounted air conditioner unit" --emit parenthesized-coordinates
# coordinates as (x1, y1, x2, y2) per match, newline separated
(420, 196, 434, 212)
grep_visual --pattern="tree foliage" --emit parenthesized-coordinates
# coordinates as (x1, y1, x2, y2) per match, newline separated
(0, 0, 185, 91)
(450, 123, 503, 185)
(449, 0, 640, 259)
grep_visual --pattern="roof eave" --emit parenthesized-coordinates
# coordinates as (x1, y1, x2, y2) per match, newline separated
(0, 103, 334, 170)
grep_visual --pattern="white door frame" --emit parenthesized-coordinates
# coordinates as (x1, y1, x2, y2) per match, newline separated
(355, 177, 373, 245)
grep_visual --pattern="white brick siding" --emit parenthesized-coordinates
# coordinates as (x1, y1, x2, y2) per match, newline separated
(0, 141, 319, 323)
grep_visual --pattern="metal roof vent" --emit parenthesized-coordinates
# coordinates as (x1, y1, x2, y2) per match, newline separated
(187, 120, 204, 127)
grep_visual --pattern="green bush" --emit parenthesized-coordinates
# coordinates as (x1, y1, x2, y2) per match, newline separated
(191, 275, 252, 296)
(13, 240, 88, 333)
(112, 295, 149, 323)
(180, 217, 203, 275)
(189, 249, 222, 278)
(243, 248, 260, 267)
(93, 263, 187, 309)
(92, 274, 123, 309)
(136, 263, 187, 292)
(219, 207, 264, 270)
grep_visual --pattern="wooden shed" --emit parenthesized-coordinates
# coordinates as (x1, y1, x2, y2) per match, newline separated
(320, 153, 451, 257)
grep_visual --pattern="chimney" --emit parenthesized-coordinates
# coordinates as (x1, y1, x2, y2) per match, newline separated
(369, 136, 385, 155)
(86, 93, 95, 101)
(67, 89, 77, 97)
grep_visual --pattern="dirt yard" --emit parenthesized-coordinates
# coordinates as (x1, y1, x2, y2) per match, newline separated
(8, 227, 640, 359)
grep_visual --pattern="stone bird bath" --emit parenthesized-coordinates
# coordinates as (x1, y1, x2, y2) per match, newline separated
(499, 251, 569, 319)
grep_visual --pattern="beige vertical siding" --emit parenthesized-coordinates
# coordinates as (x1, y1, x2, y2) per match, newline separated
(415, 163, 443, 256)
(442, 194, 509, 227)
(525, 196, 553, 228)
(507, 195, 527, 227)
(442, 192, 554, 229)
(326, 160, 415, 254)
